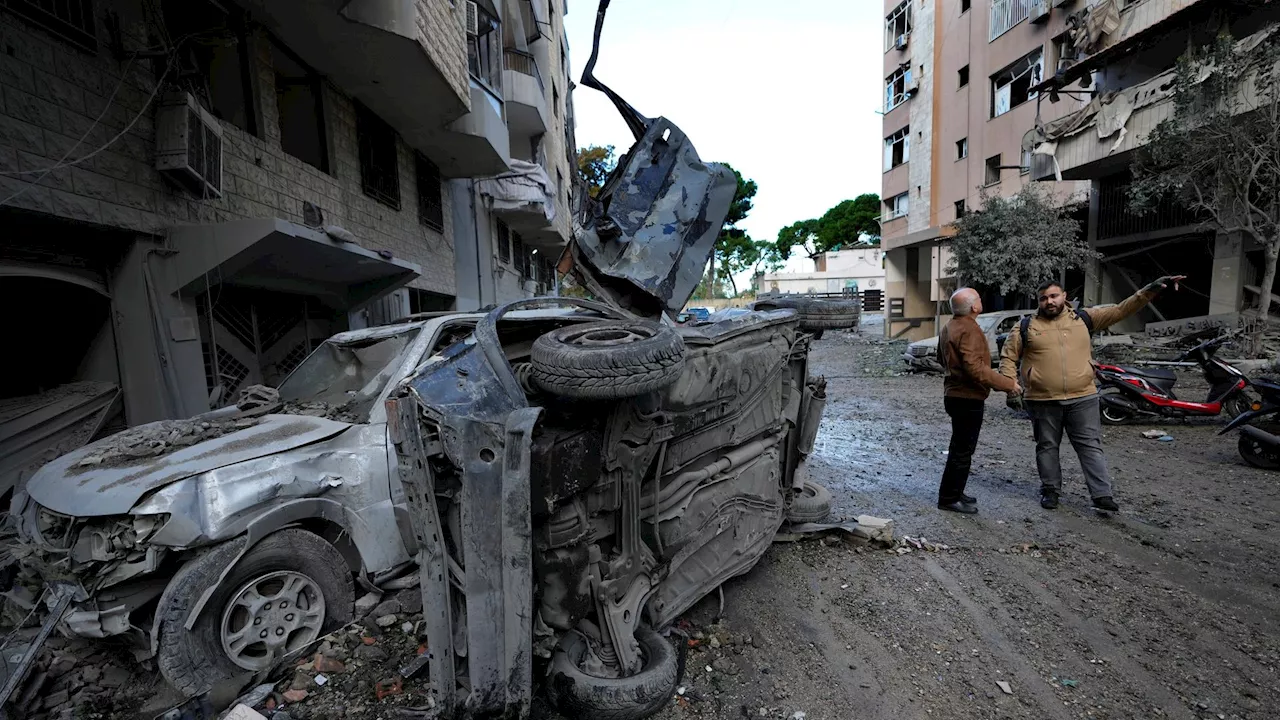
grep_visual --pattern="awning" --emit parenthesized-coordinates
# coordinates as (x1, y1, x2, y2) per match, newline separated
(163, 218, 422, 310)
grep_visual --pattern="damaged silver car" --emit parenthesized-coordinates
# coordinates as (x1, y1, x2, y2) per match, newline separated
(6, 2, 850, 716)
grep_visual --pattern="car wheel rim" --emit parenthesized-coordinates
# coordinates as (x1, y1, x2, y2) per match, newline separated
(566, 326, 653, 347)
(221, 571, 326, 671)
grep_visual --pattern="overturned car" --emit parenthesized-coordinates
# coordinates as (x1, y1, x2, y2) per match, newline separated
(5, 3, 851, 717)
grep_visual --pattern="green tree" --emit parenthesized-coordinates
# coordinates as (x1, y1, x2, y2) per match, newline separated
(946, 184, 1095, 296)
(774, 194, 881, 261)
(699, 163, 759, 299)
(1130, 31, 1280, 354)
(576, 144, 617, 198)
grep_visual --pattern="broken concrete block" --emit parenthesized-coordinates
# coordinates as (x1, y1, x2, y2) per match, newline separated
(224, 705, 269, 720)
(853, 515, 894, 544)
(354, 593, 382, 617)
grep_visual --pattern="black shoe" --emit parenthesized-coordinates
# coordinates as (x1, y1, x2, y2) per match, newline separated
(961, 493, 977, 504)
(1092, 496, 1119, 512)
(938, 500, 978, 515)
(1040, 492, 1060, 510)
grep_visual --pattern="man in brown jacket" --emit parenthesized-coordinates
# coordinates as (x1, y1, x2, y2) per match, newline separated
(936, 288, 1022, 514)
(999, 276, 1185, 512)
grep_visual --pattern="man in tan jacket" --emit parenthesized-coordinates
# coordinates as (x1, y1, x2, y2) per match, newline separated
(999, 276, 1185, 511)
(936, 288, 1022, 514)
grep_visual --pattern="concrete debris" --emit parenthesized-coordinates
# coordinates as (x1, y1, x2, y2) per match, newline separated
(72, 416, 262, 468)
(375, 614, 399, 628)
(224, 705, 269, 720)
(282, 400, 362, 424)
(996, 680, 1013, 695)
(901, 535, 950, 552)
(1141, 429, 1170, 440)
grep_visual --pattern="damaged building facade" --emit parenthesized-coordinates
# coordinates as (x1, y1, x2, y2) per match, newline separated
(880, 0, 1091, 341)
(0, 0, 575, 501)
(1030, 0, 1280, 333)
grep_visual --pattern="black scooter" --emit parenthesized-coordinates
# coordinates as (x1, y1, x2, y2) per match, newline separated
(1220, 376, 1280, 469)
(1095, 332, 1252, 425)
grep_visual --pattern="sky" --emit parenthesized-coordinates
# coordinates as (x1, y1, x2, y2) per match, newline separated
(562, 0, 886, 276)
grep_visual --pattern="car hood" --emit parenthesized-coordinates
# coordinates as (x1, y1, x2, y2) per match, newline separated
(570, 2, 736, 319)
(26, 413, 352, 516)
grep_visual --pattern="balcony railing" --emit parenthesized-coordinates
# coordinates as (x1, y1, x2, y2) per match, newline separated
(990, 0, 1030, 41)
(503, 48, 544, 94)
(1097, 176, 1203, 241)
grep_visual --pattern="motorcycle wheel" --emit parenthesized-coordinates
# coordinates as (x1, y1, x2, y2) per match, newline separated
(1223, 393, 1253, 423)
(1098, 393, 1134, 426)
(1239, 434, 1280, 470)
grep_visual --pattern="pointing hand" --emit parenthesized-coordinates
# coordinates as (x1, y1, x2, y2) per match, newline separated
(1146, 275, 1187, 293)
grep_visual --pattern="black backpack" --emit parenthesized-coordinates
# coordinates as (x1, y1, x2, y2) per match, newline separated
(1017, 309, 1094, 362)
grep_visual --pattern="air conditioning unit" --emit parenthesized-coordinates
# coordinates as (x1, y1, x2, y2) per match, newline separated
(895, 33, 909, 51)
(464, 0, 478, 35)
(1030, 0, 1051, 23)
(904, 79, 920, 98)
(155, 92, 223, 199)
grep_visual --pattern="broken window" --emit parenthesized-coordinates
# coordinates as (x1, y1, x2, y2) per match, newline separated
(956, 137, 969, 160)
(1021, 149, 1032, 175)
(961, 0, 971, 12)
(356, 101, 400, 209)
(884, 126, 910, 171)
(466, 2, 502, 92)
(991, 47, 1043, 117)
(954, 199, 967, 218)
(163, 0, 257, 136)
(8, 0, 95, 51)
(277, 328, 420, 422)
(985, 154, 1002, 186)
(884, 192, 909, 220)
(885, 66, 914, 112)
(958, 65, 970, 88)
(416, 153, 444, 232)
(885, 1, 912, 52)
(496, 219, 512, 264)
(271, 37, 328, 173)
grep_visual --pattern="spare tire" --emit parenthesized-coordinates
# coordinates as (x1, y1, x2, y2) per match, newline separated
(787, 479, 833, 523)
(548, 626, 680, 720)
(755, 297, 859, 331)
(531, 321, 685, 400)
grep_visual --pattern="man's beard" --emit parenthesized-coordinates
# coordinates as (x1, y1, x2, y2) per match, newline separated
(1040, 304, 1064, 317)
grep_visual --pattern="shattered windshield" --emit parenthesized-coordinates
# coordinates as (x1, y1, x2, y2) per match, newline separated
(276, 329, 420, 422)
(977, 315, 1002, 333)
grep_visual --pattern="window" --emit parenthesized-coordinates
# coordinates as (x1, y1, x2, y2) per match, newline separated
(162, 0, 256, 136)
(885, 1, 912, 52)
(271, 38, 328, 172)
(991, 47, 1043, 117)
(885, 66, 914, 112)
(466, 2, 502, 91)
(7, 0, 95, 51)
(958, 65, 970, 88)
(961, 0, 971, 12)
(416, 153, 444, 231)
(496, 219, 512, 264)
(553, 84, 560, 119)
(356, 102, 400, 209)
(985, 154, 1002, 186)
(556, 168, 565, 203)
(1021, 149, 1032, 175)
(884, 192, 909, 220)
(884, 126, 910, 170)
(954, 199, 967, 218)
(513, 234, 529, 279)
(956, 137, 968, 160)
(990, 0, 1031, 41)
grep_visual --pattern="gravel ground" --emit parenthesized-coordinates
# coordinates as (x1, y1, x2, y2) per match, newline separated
(8, 325, 1279, 720)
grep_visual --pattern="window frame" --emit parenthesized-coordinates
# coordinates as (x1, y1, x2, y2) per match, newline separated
(5, 0, 96, 52)
(355, 101, 401, 210)
(954, 199, 967, 218)
(984, 154, 1003, 187)
(415, 153, 444, 232)
(496, 219, 512, 264)
(990, 46, 1044, 118)
(884, 192, 910, 221)
(885, 66, 914, 112)
(884, 126, 910, 171)
(956, 137, 968, 160)
(958, 65, 970, 89)
(885, 1, 913, 52)
(269, 34, 329, 173)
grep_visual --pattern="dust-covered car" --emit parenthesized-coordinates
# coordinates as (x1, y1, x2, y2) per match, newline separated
(903, 310, 1034, 372)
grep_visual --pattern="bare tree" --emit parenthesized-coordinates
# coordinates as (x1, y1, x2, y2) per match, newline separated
(1130, 30, 1280, 355)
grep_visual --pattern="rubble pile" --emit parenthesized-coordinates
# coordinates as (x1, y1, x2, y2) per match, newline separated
(280, 401, 363, 424)
(70, 417, 262, 469)
(4, 635, 157, 719)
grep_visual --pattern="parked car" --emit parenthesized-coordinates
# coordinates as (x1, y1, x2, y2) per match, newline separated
(903, 310, 1035, 372)
(684, 306, 712, 322)
(6, 6, 852, 717)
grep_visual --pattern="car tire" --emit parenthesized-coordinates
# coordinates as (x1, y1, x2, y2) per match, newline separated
(531, 321, 686, 400)
(548, 626, 680, 720)
(787, 479, 833, 523)
(755, 297, 859, 331)
(155, 529, 354, 697)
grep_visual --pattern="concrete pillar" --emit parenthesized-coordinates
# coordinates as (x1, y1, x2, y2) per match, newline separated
(1083, 182, 1103, 307)
(452, 180, 492, 311)
(1209, 231, 1246, 314)
(883, 248, 908, 338)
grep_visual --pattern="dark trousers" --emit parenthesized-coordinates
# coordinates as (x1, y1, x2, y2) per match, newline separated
(1026, 396, 1114, 499)
(939, 396, 985, 504)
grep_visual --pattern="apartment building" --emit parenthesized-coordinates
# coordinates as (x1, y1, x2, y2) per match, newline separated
(0, 0, 575, 490)
(1031, 0, 1280, 333)
(880, 0, 1090, 340)
(759, 247, 888, 296)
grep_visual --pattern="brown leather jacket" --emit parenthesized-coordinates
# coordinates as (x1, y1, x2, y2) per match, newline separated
(999, 289, 1155, 401)
(939, 314, 1018, 399)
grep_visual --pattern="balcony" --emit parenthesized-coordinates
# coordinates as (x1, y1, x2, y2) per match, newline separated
(238, 0, 471, 166)
(476, 160, 567, 247)
(504, 49, 549, 138)
(442, 80, 512, 178)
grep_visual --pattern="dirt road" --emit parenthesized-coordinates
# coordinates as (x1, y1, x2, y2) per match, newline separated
(651, 331, 1280, 720)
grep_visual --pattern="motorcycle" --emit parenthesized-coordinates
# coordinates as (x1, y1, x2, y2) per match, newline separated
(1220, 376, 1280, 469)
(1094, 332, 1252, 425)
